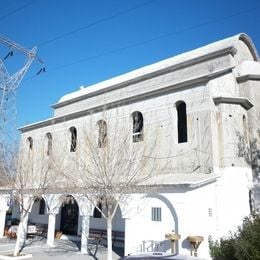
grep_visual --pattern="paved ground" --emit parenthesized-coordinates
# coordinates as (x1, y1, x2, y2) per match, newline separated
(0, 237, 122, 260)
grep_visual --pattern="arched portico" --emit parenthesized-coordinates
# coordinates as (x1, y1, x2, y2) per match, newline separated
(7, 192, 127, 255)
(44, 194, 92, 253)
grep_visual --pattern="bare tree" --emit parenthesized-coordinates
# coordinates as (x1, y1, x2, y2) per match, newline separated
(0, 137, 57, 256)
(58, 108, 169, 260)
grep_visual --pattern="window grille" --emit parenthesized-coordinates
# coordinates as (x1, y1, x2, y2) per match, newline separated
(151, 207, 161, 222)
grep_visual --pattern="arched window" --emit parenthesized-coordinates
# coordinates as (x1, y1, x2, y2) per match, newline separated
(176, 101, 187, 143)
(132, 111, 144, 142)
(97, 120, 107, 148)
(69, 127, 77, 152)
(27, 137, 33, 150)
(46, 132, 52, 156)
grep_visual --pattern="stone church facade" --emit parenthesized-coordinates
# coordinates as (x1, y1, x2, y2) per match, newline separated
(0, 33, 260, 259)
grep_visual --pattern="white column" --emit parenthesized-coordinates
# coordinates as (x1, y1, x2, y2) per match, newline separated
(81, 215, 90, 254)
(47, 213, 56, 247)
(0, 210, 6, 238)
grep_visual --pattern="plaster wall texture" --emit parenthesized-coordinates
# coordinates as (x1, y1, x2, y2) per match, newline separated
(19, 82, 214, 179)
(52, 54, 231, 118)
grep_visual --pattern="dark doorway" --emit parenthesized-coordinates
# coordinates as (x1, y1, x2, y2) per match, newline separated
(60, 196, 79, 235)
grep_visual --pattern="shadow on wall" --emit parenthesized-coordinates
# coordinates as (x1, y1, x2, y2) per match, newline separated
(181, 238, 191, 251)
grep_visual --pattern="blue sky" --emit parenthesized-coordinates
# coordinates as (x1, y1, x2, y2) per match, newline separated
(1, 0, 260, 129)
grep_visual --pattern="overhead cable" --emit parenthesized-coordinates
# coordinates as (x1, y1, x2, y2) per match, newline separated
(37, 0, 156, 47)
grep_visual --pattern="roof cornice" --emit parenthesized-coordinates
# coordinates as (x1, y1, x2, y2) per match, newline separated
(19, 67, 231, 133)
(236, 74, 260, 83)
(53, 46, 237, 109)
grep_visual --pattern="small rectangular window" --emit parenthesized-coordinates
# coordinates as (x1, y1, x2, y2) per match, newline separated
(151, 207, 161, 222)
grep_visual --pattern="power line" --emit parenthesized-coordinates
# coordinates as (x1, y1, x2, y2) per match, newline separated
(23, 3, 260, 80)
(40, 4, 260, 74)
(0, 0, 36, 22)
(37, 0, 156, 47)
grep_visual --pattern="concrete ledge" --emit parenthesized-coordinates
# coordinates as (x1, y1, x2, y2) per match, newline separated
(0, 254, 32, 260)
(213, 96, 254, 110)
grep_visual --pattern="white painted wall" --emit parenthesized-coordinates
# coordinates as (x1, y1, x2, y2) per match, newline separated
(29, 200, 48, 225)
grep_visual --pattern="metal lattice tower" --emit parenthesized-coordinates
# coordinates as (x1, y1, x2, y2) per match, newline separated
(0, 35, 44, 178)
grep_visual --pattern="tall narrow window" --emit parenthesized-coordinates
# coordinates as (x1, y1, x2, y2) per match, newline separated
(46, 133, 52, 156)
(69, 127, 77, 152)
(132, 111, 144, 142)
(176, 101, 187, 143)
(242, 115, 248, 142)
(27, 137, 33, 150)
(97, 120, 107, 148)
(39, 198, 45, 215)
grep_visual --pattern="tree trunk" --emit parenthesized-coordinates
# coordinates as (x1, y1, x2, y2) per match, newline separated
(107, 217, 113, 260)
(13, 213, 28, 256)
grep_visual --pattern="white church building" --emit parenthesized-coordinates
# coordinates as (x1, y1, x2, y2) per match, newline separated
(0, 33, 260, 259)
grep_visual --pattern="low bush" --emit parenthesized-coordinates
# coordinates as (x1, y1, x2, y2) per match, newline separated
(209, 214, 260, 260)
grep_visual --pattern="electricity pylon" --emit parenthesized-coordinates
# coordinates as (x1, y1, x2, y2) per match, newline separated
(0, 35, 44, 178)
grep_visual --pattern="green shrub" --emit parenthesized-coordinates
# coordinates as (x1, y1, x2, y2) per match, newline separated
(209, 214, 260, 260)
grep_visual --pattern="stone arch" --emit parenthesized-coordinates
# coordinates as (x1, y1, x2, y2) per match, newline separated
(28, 196, 48, 227)
(147, 193, 179, 234)
(148, 193, 179, 254)
(72, 196, 92, 217)
(238, 33, 259, 61)
(29, 196, 47, 213)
